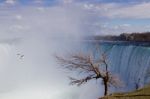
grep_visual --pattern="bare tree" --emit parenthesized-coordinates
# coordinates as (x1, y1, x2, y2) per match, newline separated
(55, 52, 123, 96)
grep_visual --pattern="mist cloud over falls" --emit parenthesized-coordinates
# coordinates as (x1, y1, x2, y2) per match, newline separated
(0, 3, 102, 99)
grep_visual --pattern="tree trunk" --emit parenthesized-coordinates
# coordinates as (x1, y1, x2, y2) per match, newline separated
(103, 60, 109, 96)
(103, 79, 108, 96)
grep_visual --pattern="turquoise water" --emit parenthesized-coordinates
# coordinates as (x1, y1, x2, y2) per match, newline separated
(85, 41, 150, 92)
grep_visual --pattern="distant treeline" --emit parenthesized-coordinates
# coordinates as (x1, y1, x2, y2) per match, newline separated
(89, 32, 150, 42)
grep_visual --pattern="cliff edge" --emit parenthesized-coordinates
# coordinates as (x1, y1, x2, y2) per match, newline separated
(100, 85, 150, 99)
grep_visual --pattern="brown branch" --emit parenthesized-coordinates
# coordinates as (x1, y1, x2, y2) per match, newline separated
(55, 51, 123, 96)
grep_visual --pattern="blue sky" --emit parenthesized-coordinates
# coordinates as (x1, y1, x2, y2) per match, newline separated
(0, 0, 149, 6)
(0, 0, 150, 35)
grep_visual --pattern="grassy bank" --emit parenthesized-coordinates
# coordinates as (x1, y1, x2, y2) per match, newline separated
(100, 85, 150, 99)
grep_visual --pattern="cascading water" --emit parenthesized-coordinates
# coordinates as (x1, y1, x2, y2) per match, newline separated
(107, 45, 150, 92)
(1, 38, 150, 99)
(0, 39, 82, 99)
(87, 42, 150, 92)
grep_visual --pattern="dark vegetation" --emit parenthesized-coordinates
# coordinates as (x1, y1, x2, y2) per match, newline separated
(89, 32, 150, 42)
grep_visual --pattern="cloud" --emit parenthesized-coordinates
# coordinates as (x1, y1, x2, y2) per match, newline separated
(15, 14, 23, 20)
(3, 1, 150, 35)
(33, 0, 44, 4)
(63, 0, 73, 4)
(97, 23, 150, 35)
(90, 2, 150, 19)
(79, 2, 150, 19)
(83, 3, 95, 10)
(76, 2, 150, 35)
(5, 0, 16, 5)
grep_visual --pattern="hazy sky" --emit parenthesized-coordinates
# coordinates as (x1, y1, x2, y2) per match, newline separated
(0, 0, 149, 99)
(0, 0, 150, 35)
(0, 0, 103, 99)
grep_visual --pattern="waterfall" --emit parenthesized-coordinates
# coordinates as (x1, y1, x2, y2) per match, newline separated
(0, 40, 83, 99)
(88, 42, 150, 92)
(1, 40, 150, 98)
(108, 45, 150, 90)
